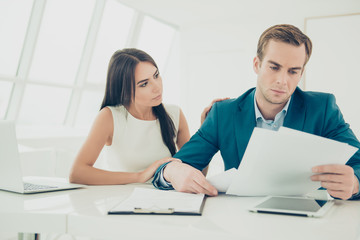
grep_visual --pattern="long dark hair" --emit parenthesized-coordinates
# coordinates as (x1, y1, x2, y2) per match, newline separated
(100, 48, 176, 156)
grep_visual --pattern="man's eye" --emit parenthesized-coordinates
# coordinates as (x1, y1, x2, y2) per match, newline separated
(289, 70, 298, 75)
(270, 66, 279, 71)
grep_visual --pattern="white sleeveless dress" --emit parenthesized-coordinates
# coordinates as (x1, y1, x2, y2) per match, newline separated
(103, 104, 180, 172)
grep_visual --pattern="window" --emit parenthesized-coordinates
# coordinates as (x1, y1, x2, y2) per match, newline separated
(0, 81, 13, 119)
(86, 0, 134, 84)
(75, 90, 104, 127)
(136, 16, 176, 71)
(17, 84, 71, 126)
(28, 0, 95, 84)
(1, 0, 178, 128)
(0, 0, 33, 76)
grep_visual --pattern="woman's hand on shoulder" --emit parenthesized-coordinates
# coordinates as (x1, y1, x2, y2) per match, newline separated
(200, 97, 230, 125)
(138, 157, 182, 183)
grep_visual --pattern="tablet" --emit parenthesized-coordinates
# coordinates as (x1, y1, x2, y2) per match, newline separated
(249, 196, 334, 217)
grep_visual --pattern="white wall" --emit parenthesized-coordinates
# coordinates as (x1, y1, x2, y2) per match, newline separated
(305, 14, 360, 137)
(175, 4, 360, 135)
(179, 23, 259, 133)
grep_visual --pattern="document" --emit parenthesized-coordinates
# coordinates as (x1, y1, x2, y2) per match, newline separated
(223, 127, 358, 196)
(207, 168, 237, 192)
(108, 188, 205, 215)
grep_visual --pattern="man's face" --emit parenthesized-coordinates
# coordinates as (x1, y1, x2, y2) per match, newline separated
(253, 40, 306, 107)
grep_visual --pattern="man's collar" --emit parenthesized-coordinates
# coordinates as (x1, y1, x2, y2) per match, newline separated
(254, 91, 291, 121)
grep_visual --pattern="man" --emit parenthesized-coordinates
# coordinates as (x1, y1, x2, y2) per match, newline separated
(153, 24, 360, 200)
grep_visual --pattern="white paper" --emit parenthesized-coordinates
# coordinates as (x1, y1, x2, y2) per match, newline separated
(109, 188, 204, 213)
(226, 127, 358, 196)
(207, 168, 237, 192)
(305, 189, 334, 200)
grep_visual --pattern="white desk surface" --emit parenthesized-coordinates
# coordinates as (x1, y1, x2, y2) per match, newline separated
(1, 183, 360, 240)
(0, 187, 74, 233)
(67, 184, 360, 240)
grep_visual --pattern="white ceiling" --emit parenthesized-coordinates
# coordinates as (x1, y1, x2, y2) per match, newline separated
(118, 0, 360, 27)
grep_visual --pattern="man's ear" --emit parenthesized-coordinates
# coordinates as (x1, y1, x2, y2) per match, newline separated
(253, 56, 260, 74)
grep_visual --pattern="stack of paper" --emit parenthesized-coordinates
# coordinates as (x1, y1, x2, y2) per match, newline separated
(207, 127, 358, 196)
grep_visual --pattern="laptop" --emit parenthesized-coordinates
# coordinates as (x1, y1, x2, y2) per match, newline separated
(0, 120, 84, 194)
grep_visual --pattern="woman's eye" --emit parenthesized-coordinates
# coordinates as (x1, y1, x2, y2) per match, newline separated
(154, 73, 159, 79)
(140, 82, 148, 87)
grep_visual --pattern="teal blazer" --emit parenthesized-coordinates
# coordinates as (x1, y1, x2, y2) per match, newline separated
(153, 87, 360, 197)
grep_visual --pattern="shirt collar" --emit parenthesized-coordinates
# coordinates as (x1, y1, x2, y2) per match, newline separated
(254, 91, 291, 121)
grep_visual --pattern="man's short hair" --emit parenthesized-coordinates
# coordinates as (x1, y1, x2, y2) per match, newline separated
(257, 24, 312, 66)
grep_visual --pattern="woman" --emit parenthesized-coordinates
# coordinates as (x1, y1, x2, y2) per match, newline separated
(69, 48, 190, 185)
(70, 48, 226, 185)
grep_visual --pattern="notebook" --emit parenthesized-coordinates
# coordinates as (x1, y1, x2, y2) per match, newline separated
(0, 120, 84, 194)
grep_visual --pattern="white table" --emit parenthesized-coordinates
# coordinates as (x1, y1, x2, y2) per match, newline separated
(1, 183, 360, 240)
(67, 184, 360, 240)
(0, 179, 95, 239)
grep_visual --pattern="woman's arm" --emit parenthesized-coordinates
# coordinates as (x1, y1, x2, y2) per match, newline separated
(69, 108, 171, 185)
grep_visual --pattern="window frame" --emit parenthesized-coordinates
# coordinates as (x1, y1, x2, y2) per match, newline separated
(1, 0, 179, 128)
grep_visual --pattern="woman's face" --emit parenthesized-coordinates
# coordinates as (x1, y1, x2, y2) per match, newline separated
(133, 61, 163, 108)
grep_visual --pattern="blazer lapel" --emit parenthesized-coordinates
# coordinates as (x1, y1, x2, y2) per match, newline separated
(233, 87, 305, 166)
(283, 87, 306, 131)
(234, 89, 256, 166)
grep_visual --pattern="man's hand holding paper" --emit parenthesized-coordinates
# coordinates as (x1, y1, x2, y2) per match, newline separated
(311, 164, 360, 200)
(211, 127, 359, 198)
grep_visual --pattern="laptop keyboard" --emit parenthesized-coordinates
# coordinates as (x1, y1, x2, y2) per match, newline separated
(24, 182, 58, 191)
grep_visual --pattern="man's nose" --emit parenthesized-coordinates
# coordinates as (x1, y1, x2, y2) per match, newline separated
(276, 71, 287, 85)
